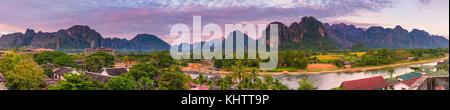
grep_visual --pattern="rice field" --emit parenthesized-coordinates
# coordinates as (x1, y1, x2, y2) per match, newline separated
(311, 52, 366, 62)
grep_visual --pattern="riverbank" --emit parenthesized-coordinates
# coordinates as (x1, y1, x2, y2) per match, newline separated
(185, 55, 448, 76)
(257, 55, 448, 75)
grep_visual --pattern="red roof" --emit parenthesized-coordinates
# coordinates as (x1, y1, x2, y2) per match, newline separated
(198, 85, 210, 90)
(402, 77, 421, 87)
(342, 76, 390, 90)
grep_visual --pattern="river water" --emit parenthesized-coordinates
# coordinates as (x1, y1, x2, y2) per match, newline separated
(274, 61, 441, 90)
(185, 61, 442, 90)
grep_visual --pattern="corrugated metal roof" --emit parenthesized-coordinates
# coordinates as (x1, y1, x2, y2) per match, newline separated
(342, 76, 390, 90)
(400, 72, 422, 81)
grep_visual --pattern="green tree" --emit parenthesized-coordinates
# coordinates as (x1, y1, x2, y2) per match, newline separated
(3, 54, 46, 90)
(136, 77, 155, 90)
(387, 68, 395, 78)
(272, 79, 289, 90)
(231, 60, 246, 85)
(50, 72, 104, 90)
(351, 42, 367, 52)
(297, 76, 317, 90)
(86, 52, 115, 67)
(409, 67, 421, 72)
(126, 63, 160, 81)
(196, 74, 208, 84)
(53, 55, 78, 68)
(34, 51, 67, 65)
(84, 56, 106, 73)
(217, 78, 231, 90)
(42, 65, 54, 77)
(70, 53, 85, 60)
(157, 66, 187, 90)
(105, 76, 137, 90)
(122, 56, 135, 67)
(263, 75, 274, 88)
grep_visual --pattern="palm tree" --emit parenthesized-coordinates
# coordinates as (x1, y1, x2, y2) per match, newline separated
(249, 69, 259, 83)
(387, 68, 395, 78)
(231, 60, 246, 85)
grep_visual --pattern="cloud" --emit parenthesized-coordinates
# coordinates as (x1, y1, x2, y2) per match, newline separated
(0, 0, 394, 43)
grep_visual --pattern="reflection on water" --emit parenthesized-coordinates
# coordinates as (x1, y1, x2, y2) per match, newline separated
(185, 61, 441, 90)
(275, 61, 441, 90)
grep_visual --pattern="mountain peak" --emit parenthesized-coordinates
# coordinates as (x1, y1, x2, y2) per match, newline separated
(300, 16, 324, 25)
(67, 25, 92, 31)
(134, 33, 158, 39)
(394, 25, 404, 30)
(25, 28, 36, 35)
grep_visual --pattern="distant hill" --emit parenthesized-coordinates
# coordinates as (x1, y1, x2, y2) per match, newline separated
(265, 16, 339, 51)
(0, 25, 170, 51)
(324, 23, 449, 49)
(1, 17, 448, 52)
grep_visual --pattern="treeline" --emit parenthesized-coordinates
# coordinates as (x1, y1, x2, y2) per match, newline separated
(214, 51, 309, 70)
(51, 63, 189, 90)
(356, 48, 448, 66)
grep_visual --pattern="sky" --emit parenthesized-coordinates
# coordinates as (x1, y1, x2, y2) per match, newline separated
(0, 0, 448, 44)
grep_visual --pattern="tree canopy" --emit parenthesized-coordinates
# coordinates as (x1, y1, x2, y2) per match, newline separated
(1, 53, 46, 90)
(50, 72, 103, 90)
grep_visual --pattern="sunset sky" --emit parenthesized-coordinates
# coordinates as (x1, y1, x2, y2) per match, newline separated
(0, 0, 448, 43)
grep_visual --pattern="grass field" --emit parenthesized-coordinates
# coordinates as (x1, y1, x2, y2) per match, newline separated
(311, 52, 366, 62)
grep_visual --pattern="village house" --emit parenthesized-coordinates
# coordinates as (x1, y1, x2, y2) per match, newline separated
(44, 63, 56, 70)
(185, 82, 210, 90)
(399, 72, 423, 81)
(390, 77, 422, 90)
(341, 76, 390, 90)
(53, 67, 80, 80)
(344, 61, 352, 69)
(407, 56, 415, 61)
(188, 63, 202, 69)
(0, 73, 6, 90)
(75, 60, 84, 69)
(45, 78, 58, 87)
(100, 67, 128, 77)
(84, 48, 114, 56)
(83, 72, 113, 83)
(0, 73, 5, 84)
(437, 62, 447, 67)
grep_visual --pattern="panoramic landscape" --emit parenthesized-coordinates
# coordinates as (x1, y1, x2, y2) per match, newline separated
(0, 0, 448, 91)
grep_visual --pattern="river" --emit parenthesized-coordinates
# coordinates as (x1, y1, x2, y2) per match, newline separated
(274, 61, 442, 90)
(185, 60, 443, 90)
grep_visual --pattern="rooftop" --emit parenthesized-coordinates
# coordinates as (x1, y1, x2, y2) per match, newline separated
(400, 72, 423, 81)
(342, 76, 390, 90)
(103, 68, 128, 76)
(0, 73, 5, 82)
(53, 67, 75, 75)
(83, 72, 113, 83)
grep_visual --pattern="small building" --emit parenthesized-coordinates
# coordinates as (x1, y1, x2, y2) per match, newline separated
(83, 72, 113, 83)
(84, 48, 114, 56)
(53, 67, 79, 80)
(185, 82, 210, 90)
(45, 78, 58, 87)
(390, 77, 421, 90)
(44, 63, 56, 70)
(0, 73, 6, 84)
(34, 48, 54, 53)
(341, 76, 390, 90)
(75, 60, 84, 67)
(100, 67, 128, 77)
(437, 62, 447, 67)
(188, 63, 202, 69)
(407, 57, 415, 61)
